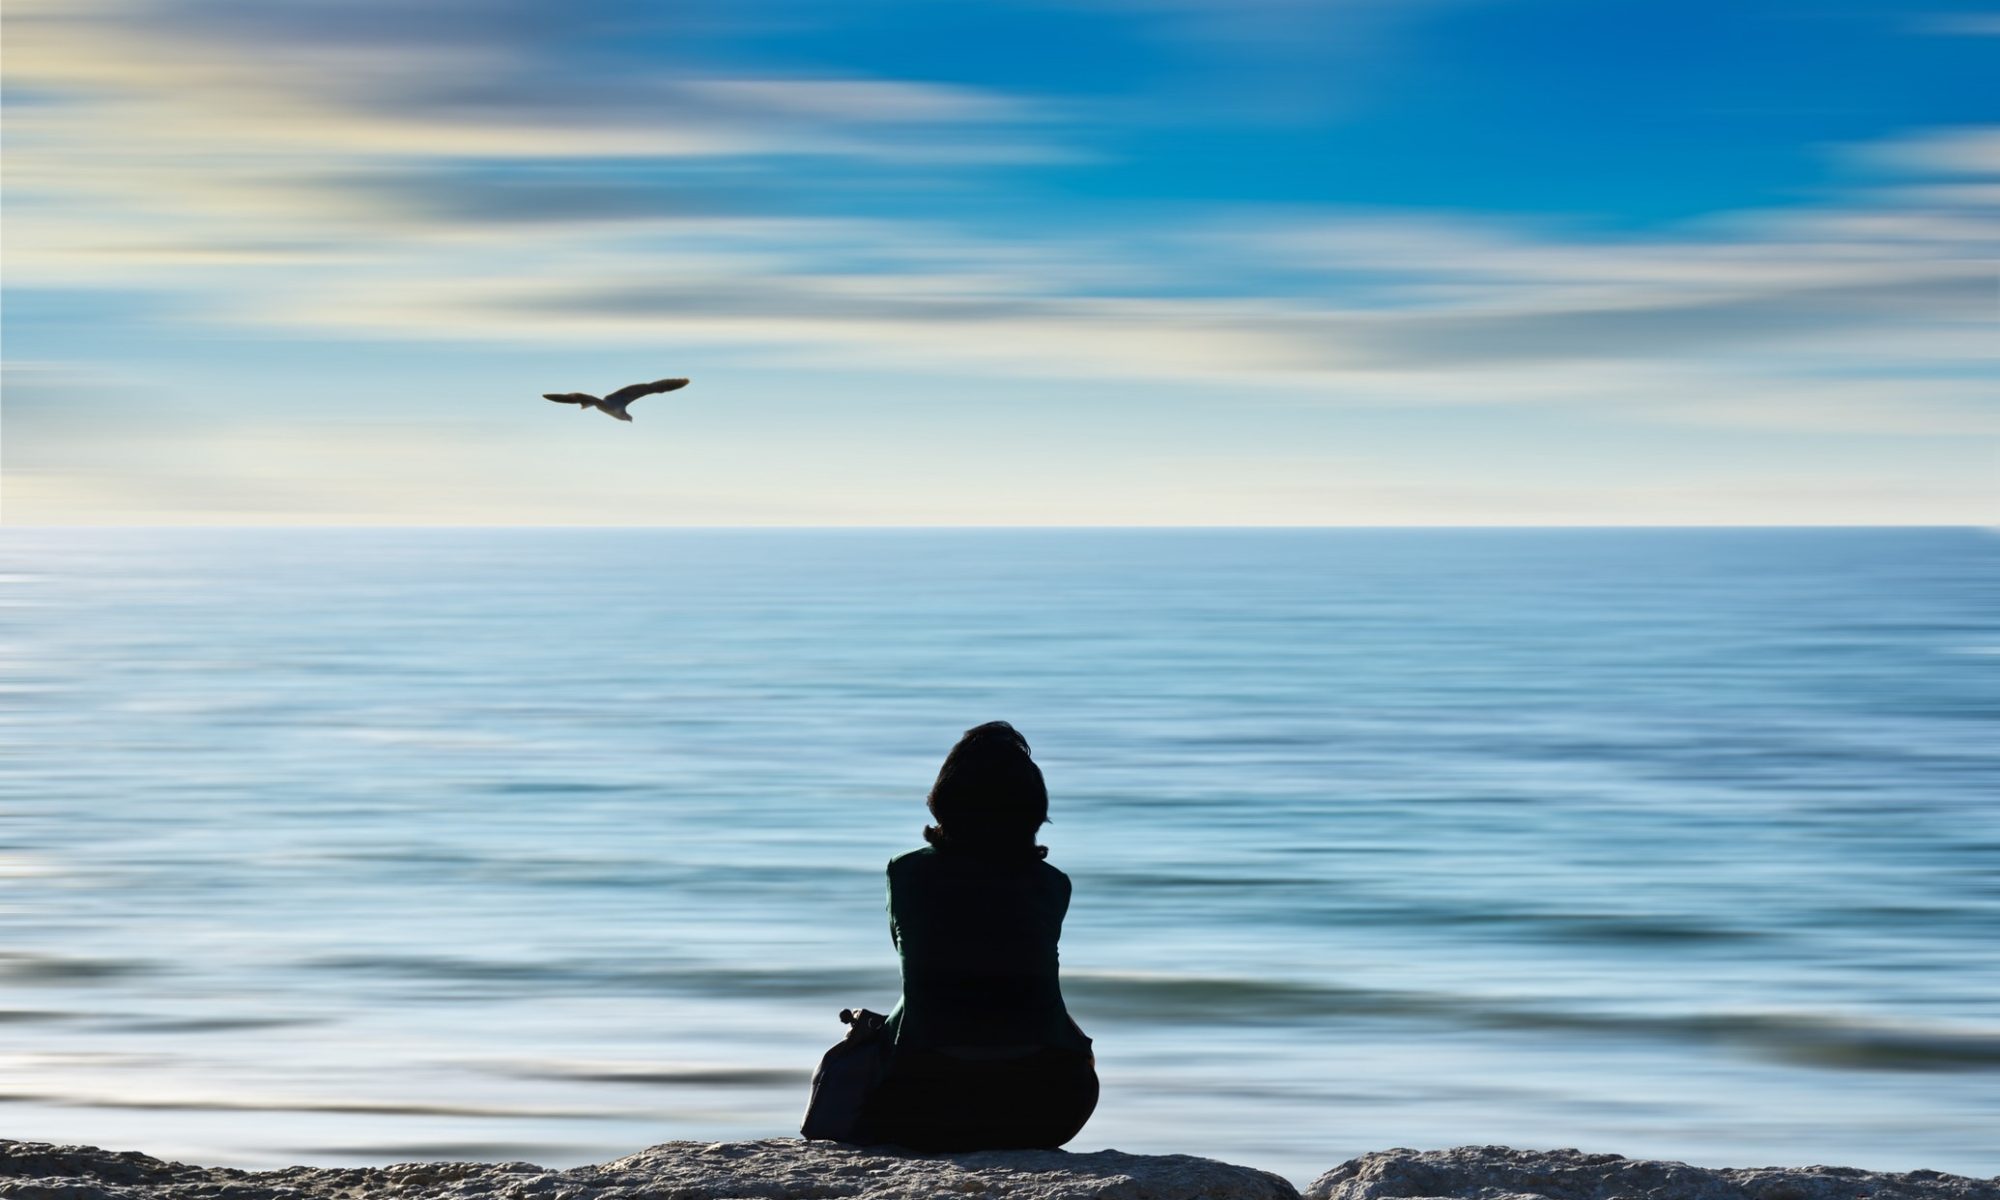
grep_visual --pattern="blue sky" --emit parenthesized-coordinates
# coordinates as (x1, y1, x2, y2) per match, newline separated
(4, 0, 1995, 523)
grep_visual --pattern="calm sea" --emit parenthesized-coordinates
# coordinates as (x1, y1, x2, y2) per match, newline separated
(2, 528, 1996, 1184)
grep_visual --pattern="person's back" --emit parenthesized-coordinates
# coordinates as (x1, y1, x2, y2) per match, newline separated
(852, 723, 1097, 1151)
(883, 844, 1091, 1055)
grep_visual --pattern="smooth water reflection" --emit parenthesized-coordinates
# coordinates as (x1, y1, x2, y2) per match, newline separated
(2, 529, 1996, 1182)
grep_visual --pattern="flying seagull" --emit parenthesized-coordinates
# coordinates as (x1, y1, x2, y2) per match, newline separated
(543, 377, 690, 422)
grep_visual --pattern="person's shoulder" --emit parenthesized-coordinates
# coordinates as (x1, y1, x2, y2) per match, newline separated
(1035, 857, 1072, 890)
(887, 845, 939, 876)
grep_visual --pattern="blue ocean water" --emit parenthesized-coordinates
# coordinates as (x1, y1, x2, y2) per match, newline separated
(1, 528, 1996, 1184)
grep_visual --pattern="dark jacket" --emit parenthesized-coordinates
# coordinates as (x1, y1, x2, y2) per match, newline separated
(880, 844, 1092, 1057)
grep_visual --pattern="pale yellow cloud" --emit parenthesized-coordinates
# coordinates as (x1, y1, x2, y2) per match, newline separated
(5, 0, 1062, 168)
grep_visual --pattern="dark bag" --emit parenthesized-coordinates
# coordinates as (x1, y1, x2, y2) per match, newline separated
(800, 1007, 890, 1142)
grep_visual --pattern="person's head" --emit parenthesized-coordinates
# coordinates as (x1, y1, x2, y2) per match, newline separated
(924, 721, 1049, 860)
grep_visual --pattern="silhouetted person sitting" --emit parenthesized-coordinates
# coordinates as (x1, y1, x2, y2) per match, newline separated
(853, 722, 1098, 1151)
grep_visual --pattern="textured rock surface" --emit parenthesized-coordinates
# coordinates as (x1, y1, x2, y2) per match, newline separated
(0, 1137, 1300, 1200)
(1307, 1146, 2000, 1200)
(7, 1141, 1994, 1200)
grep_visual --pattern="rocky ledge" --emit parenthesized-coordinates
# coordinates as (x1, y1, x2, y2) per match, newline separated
(1307, 1147, 1998, 1200)
(2, 1140, 1993, 1200)
(0, 1138, 1290, 1200)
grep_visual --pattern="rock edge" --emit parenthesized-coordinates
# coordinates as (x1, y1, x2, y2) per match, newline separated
(1308, 1146, 2000, 1200)
(0, 1137, 1296, 1200)
(3, 1139, 1994, 1200)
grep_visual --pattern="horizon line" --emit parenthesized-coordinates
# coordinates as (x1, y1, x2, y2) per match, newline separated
(2, 522, 1993, 533)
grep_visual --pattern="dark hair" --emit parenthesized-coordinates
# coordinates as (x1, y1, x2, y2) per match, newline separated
(924, 721, 1049, 860)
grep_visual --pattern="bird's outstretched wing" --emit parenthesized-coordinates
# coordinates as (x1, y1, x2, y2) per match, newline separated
(544, 392, 599, 406)
(602, 378, 690, 407)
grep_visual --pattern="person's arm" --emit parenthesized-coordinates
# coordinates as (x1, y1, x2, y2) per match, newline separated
(885, 858, 904, 952)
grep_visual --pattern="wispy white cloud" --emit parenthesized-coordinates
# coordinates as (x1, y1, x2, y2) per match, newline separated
(133, 169, 1981, 447)
(12, 167, 1995, 444)
(1854, 126, 2000, 176)
(1913, 12, 2000, 36)
(680, 79, 1046, 124)
(5, 0, 1068, 189)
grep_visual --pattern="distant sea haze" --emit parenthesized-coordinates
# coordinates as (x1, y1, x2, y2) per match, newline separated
(1, 528, 1995, 1184)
